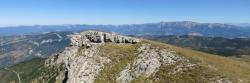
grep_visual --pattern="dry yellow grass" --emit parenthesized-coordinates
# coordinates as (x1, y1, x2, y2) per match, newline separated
(145, 39, 250, 82)
(95, 43, 141, 83)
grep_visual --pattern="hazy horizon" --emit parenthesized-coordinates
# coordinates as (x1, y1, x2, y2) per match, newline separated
(0, 21, 249, 28)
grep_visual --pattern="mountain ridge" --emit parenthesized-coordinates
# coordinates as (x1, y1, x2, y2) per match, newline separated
(1, 31, 250, 83)
(1, 21, 250, 38)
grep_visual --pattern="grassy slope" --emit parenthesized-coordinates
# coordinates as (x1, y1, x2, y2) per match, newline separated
(95, 40, 250, 82)
(146, 40, 250, 82)
(0, 68, 18, 83)
(231, 55, 250, 64)
(0, 58, 45, 83)
(95, 43, 141, 83)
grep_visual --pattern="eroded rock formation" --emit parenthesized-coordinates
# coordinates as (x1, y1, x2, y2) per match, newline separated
(46, 31, 141, 83)
(70, 31, 140, 47)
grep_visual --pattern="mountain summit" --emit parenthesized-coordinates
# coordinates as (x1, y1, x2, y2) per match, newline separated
(1, 31, 250, 83)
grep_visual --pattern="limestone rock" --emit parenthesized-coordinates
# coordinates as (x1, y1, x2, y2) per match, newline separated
(116, 44, 191, 83)
(46, 31, 140, 83)
(70, 31, 140, 47)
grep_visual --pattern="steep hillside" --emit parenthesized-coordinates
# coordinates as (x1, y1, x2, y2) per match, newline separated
(1, 31, 250, 83)
(0, 31, 72, 68)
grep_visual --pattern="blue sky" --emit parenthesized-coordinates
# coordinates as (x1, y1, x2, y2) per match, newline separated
(0, 0, 249, 26)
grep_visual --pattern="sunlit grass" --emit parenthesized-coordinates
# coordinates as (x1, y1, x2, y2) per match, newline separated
(145, 39, 250, 82)
(95, 43, 141, 83)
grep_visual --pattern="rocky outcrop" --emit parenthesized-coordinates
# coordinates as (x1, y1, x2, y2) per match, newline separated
(49, 45, 111, 83)
(116, 44, 193, 83)
(70, 31, 140, 47)
(46, 31, 140, 83)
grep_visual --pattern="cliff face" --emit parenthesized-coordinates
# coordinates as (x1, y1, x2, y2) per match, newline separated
(41, 31, 236, 83)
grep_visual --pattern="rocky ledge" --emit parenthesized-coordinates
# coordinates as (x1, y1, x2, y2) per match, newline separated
(70, 31, 140, 47)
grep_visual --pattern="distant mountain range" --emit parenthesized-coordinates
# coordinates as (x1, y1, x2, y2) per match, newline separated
(231, 23, 250, 27)
(1, 21, 250, 38)
(139, 35, 250, 57)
